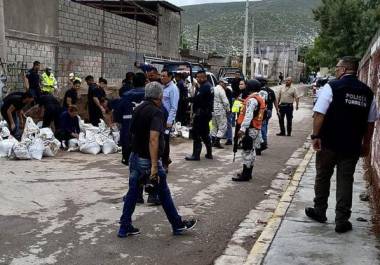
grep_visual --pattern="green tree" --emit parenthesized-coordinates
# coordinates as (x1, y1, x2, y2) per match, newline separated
(306, 0, 380, 68)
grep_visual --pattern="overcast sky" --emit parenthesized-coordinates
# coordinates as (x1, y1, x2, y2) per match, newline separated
(167, 0, 256, 7)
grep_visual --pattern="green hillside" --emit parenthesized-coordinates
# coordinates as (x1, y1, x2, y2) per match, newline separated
(181, 0, 321, 55)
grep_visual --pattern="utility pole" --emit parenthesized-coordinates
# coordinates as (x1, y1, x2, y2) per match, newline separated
(250, 16, 255, 79)
(242, 0, 249, 77)
(0, 0, 6, 62)
(196, 24, 200, 51)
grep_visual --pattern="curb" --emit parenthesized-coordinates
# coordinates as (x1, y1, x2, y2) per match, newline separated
(244, 146, 315, 265)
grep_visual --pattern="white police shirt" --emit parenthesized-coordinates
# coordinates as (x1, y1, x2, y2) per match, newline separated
(313, 84, 379, 122)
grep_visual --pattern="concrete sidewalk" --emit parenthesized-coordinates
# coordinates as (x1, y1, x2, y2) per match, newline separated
(262, 153, 380, 265)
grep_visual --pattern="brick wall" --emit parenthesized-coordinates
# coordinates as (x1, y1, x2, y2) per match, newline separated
(359, 30, 380, 226)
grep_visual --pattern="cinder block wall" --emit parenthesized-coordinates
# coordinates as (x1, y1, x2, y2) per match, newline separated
(57, 0, 157, 90)
(3, 0, 158, 93)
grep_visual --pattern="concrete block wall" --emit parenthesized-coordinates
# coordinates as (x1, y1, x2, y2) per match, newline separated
(57, 0, 157, 89)
(5, 38, 56, 91)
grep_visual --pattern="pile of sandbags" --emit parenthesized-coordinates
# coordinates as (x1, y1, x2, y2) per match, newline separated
(70, 119, 120, 155)
(0, 117, 60, 160)
(172, 122, 190, 139)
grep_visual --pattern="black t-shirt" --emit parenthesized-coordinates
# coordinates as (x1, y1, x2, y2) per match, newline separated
(1, 92, 24, 113)
(63, 88, 78, 109)
(26, 69, 40, 91)
(38, 95, 61, 109)
(263, 86, 276, 110)
(88, 85, 106, 111)
(130, 100, 165, 159)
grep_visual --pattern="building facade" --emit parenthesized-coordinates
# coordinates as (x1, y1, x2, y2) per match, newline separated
(2, 0, 181, 92)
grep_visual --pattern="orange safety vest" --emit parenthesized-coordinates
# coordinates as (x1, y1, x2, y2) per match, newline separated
(237, 93, 266, 130)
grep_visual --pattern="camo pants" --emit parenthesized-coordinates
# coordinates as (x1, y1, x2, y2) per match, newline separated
(241, 128, 262, 168)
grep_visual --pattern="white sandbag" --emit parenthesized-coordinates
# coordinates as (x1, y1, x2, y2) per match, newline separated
(80, 141, 101, 155)
(28, 138, 44, 160)
(0, 137, 18, 157)
(112, 131, 120, 144)
(0, 126, 10, 138)
(43, 139, 60, 157)
(79, 118, 99, 134)
(11, 142, 31, 160)
(67, 138, 79, 152)
(0, 120, 8, 128)
(39, 128, 54, 140)
(102, 139, 118, 155)
(36, 121, 43, 128)
(21, 117, 40, 141)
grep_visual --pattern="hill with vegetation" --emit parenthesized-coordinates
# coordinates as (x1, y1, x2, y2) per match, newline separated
(181, 0, 321, 55)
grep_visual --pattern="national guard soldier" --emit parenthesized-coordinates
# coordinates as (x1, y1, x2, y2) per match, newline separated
(211, 79, 230, 149)
(232, 79, 266, 182)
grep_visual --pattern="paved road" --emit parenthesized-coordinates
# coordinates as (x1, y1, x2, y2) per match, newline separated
(0, 94, 313, 265)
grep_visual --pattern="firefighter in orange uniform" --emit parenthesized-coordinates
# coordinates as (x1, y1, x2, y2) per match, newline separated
(232, 79, 266, 182)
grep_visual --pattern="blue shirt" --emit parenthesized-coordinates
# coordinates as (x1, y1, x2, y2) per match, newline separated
(59, 111, 80, 135)
(162, 81, 179, 125)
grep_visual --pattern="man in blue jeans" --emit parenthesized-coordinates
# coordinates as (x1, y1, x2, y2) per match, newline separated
(118, 82, 197, 237)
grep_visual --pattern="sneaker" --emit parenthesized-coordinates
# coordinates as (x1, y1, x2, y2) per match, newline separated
(335, 221, 352, 233)
(276, 133, 285, 136)
(305, 207, 327, 223)
(173, 219, 198, 235)
(117, 224, 140, 238)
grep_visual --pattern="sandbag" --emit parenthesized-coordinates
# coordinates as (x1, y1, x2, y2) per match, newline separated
(28, 138, 44, 160)
(80, 141, 101, 155)
(0, 126, 10, 139)
(0, 137, 18, 157)
(43, 139, 60, 157)
(21, 117, 40, 141)
(11, 142, 31, 160)
(39, 128, 55, 140)
(67, 138, 79, 152)
(102, 139, 118, 155)
(112, 131, 120, 144)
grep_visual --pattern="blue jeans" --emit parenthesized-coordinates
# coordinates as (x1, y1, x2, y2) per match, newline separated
(261, 109, 272, 143)
(119, 153, 183, 230)
(225, 112, 233, 141)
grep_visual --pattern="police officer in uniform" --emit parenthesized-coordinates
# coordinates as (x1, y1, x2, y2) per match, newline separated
(305, 56, 378, 233)
(232, 79, 266, 182)
(185, 70, 214, 161)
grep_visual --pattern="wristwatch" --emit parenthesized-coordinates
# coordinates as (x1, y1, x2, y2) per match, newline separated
(310, 134, 320, 140)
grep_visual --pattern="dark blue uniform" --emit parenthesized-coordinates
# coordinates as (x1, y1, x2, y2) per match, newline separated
(115, 87, 145, 163)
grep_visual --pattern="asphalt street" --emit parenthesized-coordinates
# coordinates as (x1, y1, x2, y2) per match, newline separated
(0, 89, 313, 265)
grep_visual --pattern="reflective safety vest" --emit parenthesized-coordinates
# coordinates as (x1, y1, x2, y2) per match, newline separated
(41, 72, 57, 94)
(231, 99, 243, 113)
(237, 93, 266, 130)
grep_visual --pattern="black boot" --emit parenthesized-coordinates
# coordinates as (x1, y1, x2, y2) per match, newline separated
(185, 141, 202, 161)
(213, 138, 224, 149)
(256, 147, 262, 156)
(205, 137, 213, 159)
(232, 165, 252, 181)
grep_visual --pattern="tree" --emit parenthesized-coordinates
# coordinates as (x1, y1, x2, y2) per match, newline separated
(305, 0, 380, 68)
